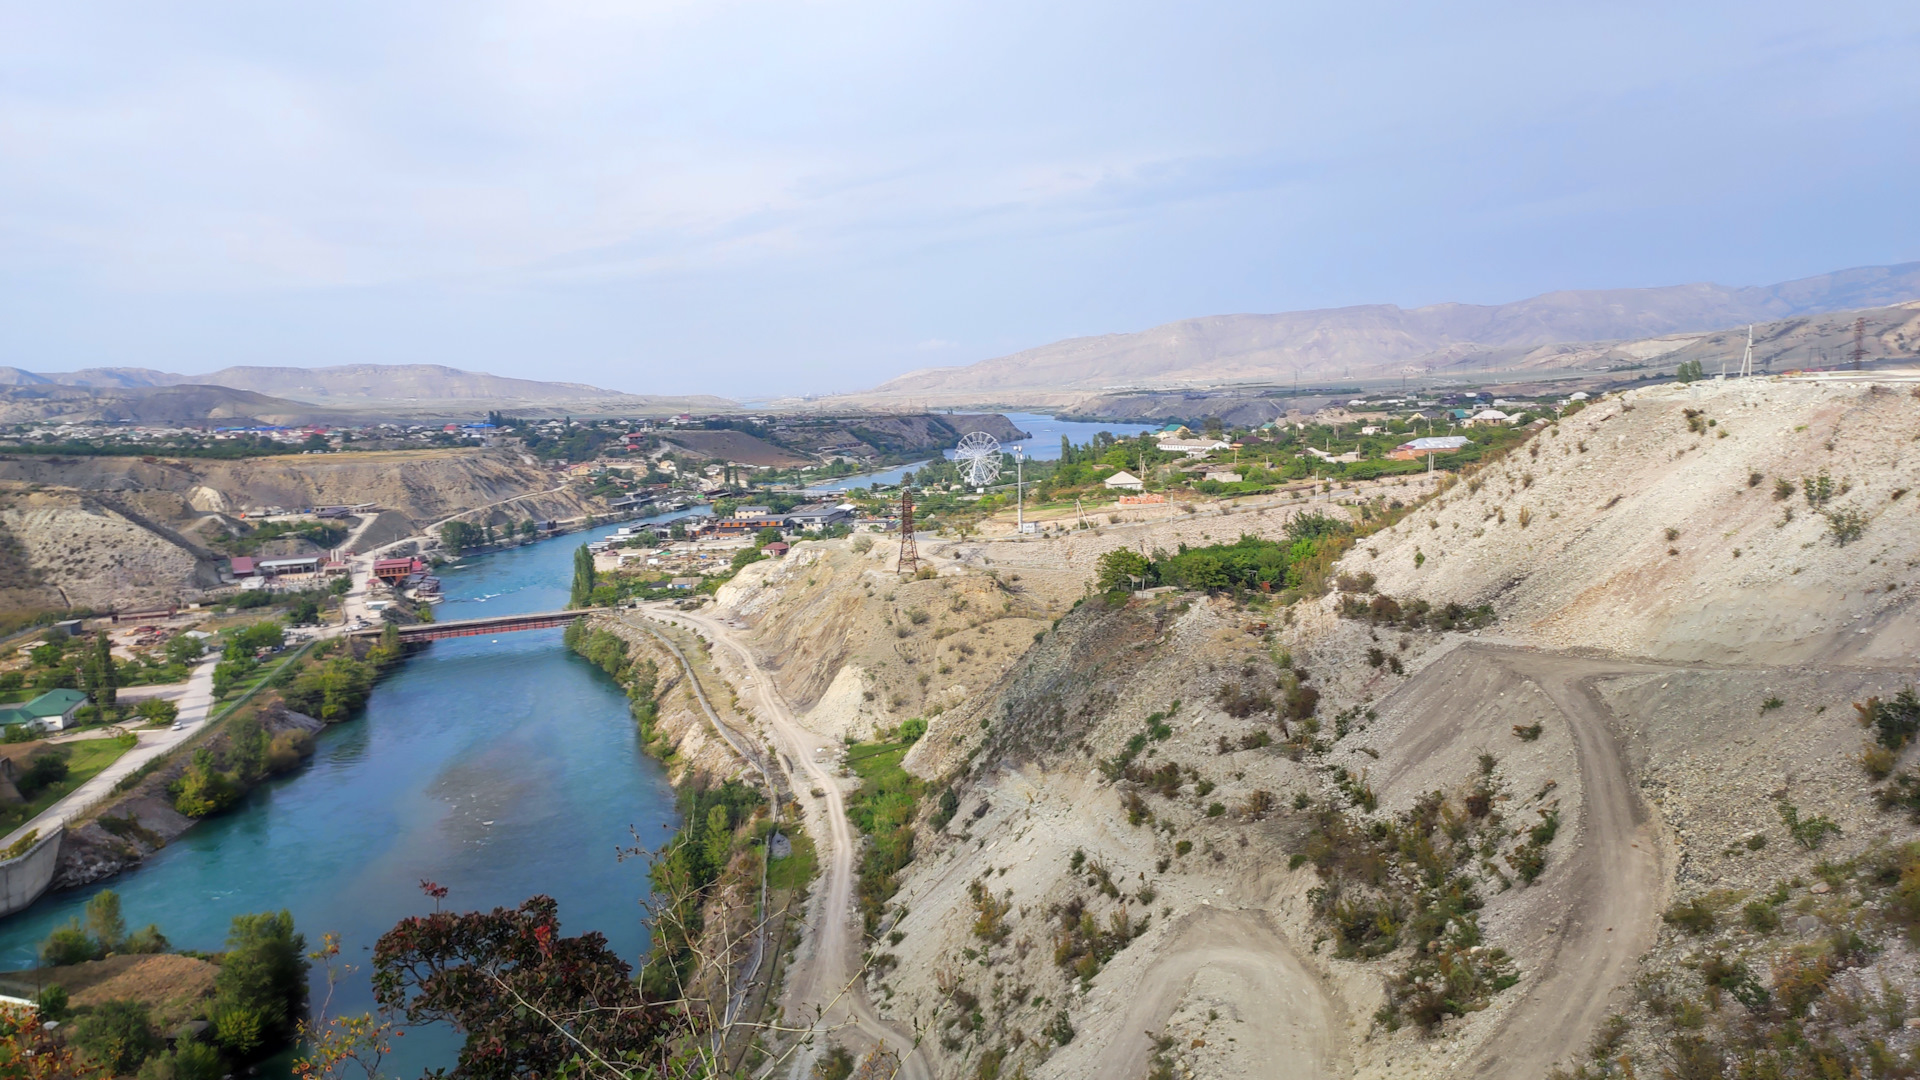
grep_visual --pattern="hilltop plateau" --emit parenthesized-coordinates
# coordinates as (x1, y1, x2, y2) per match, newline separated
(656, 375, 1920, 1080)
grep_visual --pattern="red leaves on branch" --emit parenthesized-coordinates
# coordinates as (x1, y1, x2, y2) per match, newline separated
(371, 895, 663, 1080)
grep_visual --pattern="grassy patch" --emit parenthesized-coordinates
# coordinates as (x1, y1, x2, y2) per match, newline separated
(844, 739, 924, 937)
(766, 821, 818, 891)
(0, 735, 134, 833)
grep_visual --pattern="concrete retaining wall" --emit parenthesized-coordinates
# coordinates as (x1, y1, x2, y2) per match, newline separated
(0, 827, 63, 917)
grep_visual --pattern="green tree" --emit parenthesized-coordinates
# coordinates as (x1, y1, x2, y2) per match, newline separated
(135, 698, 180, 725)
(84, 632, 118, 711)
(172, 748, 240, 817)
(702, 803, 733, 872)
(223, 717, 271, 781)
(1095, 549, 1152, 592)
(755, 527, 783, 547)
(1676, 359, 1705, 383)
(568, 545, 596, 608)
(212, 910, 308, 1059)
(439, 521, 480, 551)
(70, 999, 161, 1074)
(84, 889, 127, 954)
(281, 657, 376, 721)
(165, 634, 204, 665)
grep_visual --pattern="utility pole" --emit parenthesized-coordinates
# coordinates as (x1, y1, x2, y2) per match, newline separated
(1738, 324, 1755, 378)
(1852, 317, 1867, 370)
(897, 488, 917, 576)
(1014, 445, 1025, 533)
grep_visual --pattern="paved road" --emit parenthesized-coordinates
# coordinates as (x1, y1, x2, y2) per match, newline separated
(638, 605, 927, 1080)
(0, 655, 219, 849)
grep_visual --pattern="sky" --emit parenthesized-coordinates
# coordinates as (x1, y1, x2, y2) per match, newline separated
(2, 1, 1917, 397)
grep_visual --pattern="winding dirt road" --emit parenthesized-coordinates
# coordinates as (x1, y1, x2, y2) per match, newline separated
(1374, 643, 1673, 1080)
(1067, 642, 1676, 1080)
(640, 605, 927, 1080)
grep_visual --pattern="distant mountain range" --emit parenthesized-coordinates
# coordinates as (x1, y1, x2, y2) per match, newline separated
(0, 363, 735, 424)
(0, 363, 730, 407)
(855, 262, 1920, 403)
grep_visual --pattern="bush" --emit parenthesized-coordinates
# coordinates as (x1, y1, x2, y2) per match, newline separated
(1857, 690, 1920, 750)
(123, 924, 170, 954)
(1662, 897, 1716, 935)
(70, 999, 162, 1074)
(137, 1040, 224, 1080)
(1778, 801, 1840, 850)
(1824, 508, 1867, 546)
(39, 918, 99, 966)
(34, 984, 69, 1021)
(897, 717, 927, 743)
(266, 730, 314, 773)
(16, 749, 70, 798)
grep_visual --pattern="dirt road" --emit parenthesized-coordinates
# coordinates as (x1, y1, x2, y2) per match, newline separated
(640, 605, 927, 1080)
(1059, 908, 1347, 1080)
(1373, 644, 1672, 1080)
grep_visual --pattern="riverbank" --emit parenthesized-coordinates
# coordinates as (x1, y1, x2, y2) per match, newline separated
(0, 520, 687, 1079)
(566, 609, 817, 1073)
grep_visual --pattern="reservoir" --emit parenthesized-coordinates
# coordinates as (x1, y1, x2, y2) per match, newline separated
(0, 515, 692, 1075)
(803, 412, 1162, 493)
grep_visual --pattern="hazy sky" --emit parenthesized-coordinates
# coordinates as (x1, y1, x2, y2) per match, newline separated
(3, 2, 1917, 396)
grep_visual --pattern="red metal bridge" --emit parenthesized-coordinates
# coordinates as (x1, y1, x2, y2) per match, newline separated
(348, 608, 609, 643)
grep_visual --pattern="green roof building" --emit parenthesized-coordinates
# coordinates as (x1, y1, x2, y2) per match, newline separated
(0, 688, 89, 733)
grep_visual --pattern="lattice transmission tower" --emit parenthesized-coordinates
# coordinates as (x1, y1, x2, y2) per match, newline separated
(897, 488, 918, 576)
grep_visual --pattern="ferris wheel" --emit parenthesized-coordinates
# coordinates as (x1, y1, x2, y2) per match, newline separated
(953, 432, 1004, 489)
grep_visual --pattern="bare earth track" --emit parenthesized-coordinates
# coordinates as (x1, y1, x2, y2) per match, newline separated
(1373, 644, 1673, 1080)
(643, 605, 929, 1080)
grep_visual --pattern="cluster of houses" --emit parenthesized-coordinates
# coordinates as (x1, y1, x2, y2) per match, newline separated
(226, 553, 352, 584)
(688, 502, 860, 539)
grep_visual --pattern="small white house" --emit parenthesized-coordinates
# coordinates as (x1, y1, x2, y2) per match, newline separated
(1103, 470, 1144, 491)
(1466, 409, 1513, 427)
(1203, 470, 1243, 483)
(1155, 437, 1232, 458)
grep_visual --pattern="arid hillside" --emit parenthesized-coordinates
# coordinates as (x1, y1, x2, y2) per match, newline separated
(0, 447, 598, 610)
(694, 374, 1920, 1080)
(1356, 378, 1920, 665)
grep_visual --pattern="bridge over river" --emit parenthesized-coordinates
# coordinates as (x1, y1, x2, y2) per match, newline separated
(347, 607, 610, 642)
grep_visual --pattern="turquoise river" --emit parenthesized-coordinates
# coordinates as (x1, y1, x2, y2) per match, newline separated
(0, 513, 699, 1075)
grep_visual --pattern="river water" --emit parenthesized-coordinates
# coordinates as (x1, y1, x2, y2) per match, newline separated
(0, 513, 699, 1075)
(803, 411, 1162, 493)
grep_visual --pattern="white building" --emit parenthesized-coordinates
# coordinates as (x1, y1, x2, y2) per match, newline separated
(1103, 470, 1144, 491)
